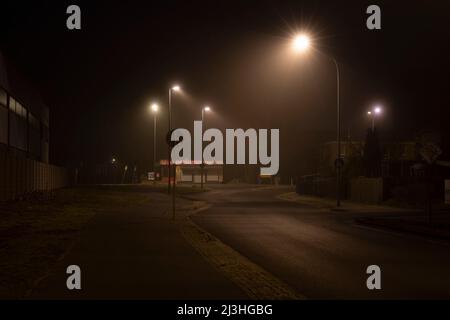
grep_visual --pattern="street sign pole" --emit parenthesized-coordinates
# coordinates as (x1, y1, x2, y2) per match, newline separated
(417, 138, 442, 225)
(172, 166, 176, 220)
(167, 129, 176, 220)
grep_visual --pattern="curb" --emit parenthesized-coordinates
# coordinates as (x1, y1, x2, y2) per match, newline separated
(178, 201, 305, 300)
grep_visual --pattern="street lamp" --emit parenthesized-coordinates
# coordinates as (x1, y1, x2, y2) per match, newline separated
(367, 106, 382, 131)
(167, 85, 182, 194)
(292, 34, 311, 54)
(150, 103, 159, 182)
(291, 33, 342, 207)
(201, 106, 211, 189)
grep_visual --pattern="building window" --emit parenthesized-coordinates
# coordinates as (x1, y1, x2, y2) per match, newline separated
(9, 97, 27, 119)
(9, 95, 28, 151)
(9, 96, 15, 111)
(17, 102, 27, 118)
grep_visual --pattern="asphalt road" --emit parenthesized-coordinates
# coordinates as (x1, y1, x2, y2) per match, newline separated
(190, 185, 450, 299)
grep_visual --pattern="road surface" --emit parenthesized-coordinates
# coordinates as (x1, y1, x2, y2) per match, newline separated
(31, 191, 247, 299)
(190, 185, 450, 299)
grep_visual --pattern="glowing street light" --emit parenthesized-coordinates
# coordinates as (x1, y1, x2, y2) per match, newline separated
(290, 32, 342, 207)
(367, 106, 382, 131)
(292, 34, 311, 54)
(200, 106, 212, 190)
(151, 103, 159, 113)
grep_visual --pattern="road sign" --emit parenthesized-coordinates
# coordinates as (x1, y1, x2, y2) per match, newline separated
(416, 132, 442, 164)
(148, 172, 155, 181)
(445, 180, 450, 205)
(419, 142, 442, 164)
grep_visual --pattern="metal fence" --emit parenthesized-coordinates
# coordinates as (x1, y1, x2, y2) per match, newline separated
(0, 148, 68, 201)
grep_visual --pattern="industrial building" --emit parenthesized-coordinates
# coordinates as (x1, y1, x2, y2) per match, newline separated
(0, 51, 49, 162)
(0, 51, 67, 200)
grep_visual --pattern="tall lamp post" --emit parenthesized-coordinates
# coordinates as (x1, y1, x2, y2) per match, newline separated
(200, 106, 211, 189)
(291, 33, 342, 207)
(167, 85, 181, 193)
(367, 106, 382, 131)
(151, 103, 159, 183)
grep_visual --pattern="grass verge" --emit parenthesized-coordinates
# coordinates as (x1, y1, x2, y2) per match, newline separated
(0, 187, 151, 299)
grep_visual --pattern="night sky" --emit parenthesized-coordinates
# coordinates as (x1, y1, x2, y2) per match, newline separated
(1, 0, 449, 177)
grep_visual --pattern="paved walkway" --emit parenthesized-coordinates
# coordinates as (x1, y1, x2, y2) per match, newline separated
(277, 192, 411, 213)
(30, 192, 246, 299)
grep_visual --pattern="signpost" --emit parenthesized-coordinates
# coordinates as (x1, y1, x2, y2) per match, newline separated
(419, 142, 442, 165)
(416, 134, 442, 224)
(166, 129, 177, 220)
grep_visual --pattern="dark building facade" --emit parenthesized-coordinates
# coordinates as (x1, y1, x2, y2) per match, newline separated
(0, 51, 68, 201)
(0, 51, 49, 163)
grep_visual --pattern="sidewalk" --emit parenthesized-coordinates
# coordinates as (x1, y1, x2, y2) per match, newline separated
(356, 213, 450, 242)
(279, 192, 450, 242)
(30, 192, 247, 299)
(277, 192, 410, 213)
